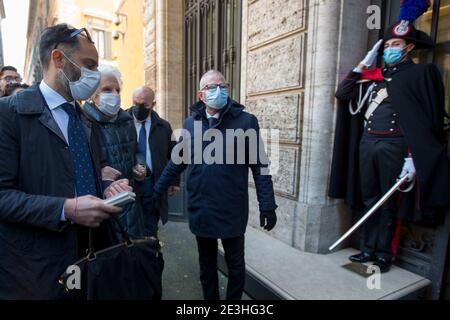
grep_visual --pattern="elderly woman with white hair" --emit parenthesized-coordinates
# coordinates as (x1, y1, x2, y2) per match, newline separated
(83, 65, 147, 239)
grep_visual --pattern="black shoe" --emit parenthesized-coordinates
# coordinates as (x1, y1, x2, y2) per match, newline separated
(373, 257, 392, 273)
(349, 252, 376, 263)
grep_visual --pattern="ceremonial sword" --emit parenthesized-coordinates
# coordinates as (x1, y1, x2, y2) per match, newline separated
(329, 175, 410, 251)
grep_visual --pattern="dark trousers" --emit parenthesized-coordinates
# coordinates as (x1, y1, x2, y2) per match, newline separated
(196, 235, 246, 301)
(140, 176, 159, 237)
(359, 135, 407, 261)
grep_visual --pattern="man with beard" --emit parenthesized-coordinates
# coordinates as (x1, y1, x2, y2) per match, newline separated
(0, 66, 22, 97)
(0, 24, 132, 299)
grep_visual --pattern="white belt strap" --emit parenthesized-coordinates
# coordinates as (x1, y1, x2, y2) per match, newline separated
(364, 88, 389, 127)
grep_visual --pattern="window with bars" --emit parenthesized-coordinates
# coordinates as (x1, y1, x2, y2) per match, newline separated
(184, 0, 242, 110)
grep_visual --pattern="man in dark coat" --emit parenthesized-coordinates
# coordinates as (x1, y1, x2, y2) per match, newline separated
(152, 70, 278, 300)
(329, 21, 450, 272)
(0, 24, 131, 299)
(128, 86, 180, 238)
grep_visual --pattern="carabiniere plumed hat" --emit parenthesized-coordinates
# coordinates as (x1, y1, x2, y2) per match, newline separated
(383, 0, 434, 50)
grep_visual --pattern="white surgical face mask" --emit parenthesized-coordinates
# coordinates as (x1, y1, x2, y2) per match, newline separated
(60, 52, 101, 100)
(98, 93, 121, 117)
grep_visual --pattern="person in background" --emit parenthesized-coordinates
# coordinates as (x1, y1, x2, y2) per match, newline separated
(83, 65, 147, 239)
(128, 87, 180, 239)
(0, 66, 22, 97)
(5, 83, 30, 97)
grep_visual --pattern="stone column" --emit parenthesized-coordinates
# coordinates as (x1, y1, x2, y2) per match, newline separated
(144, 0, 157, 90)
(154, 0, 184, 130)
(297, 0, 371, 253)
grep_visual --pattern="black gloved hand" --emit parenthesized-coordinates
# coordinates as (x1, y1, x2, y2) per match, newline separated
(260, 210, 277, 231)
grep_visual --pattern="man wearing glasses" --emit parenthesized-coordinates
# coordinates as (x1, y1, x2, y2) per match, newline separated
(0, 66, 22, 97)
(152, 70, 278, 300)
(0, 24, 131, 299)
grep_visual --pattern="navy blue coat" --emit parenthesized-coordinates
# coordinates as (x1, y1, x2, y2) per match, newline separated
(0, 86, 115, 299)
(154, 99, 277, 239)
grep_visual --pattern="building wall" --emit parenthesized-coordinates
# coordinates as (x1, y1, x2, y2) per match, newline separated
(24, 0, 144, 108)
(144, 0, 156, 94)
(24, 0, 50, 84)
(113, 0, 145, 108)
(0, 0, 5, 67)
(143, 0, 184, 130)
(241, 0, 308, 248)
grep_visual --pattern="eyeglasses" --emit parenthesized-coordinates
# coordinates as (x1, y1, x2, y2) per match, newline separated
(0, 76, 22, 83)
(202, 83, 229, 91)
(53, 28, 93, 50)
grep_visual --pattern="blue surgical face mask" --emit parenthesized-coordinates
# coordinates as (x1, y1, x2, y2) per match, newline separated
(383, 47, 406, 66)
(205, 86, 229, 110)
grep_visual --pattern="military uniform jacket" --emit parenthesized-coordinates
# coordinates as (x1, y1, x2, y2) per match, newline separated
(329, 60, 450, 225)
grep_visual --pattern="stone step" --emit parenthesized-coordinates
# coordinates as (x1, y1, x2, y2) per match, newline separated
(220, 226, 431, 300)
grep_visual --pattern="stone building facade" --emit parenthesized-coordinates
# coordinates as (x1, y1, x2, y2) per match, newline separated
(0, 0, 5, 67)
(24, 0, 144, 106)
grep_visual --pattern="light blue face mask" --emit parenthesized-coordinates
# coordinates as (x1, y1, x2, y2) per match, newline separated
(383, 47, 405, 66)
(205, 86, 229, 110)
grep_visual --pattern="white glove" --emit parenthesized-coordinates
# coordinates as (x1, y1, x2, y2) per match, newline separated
(399, 157, 416, 182)
(359, 39, 383, 69)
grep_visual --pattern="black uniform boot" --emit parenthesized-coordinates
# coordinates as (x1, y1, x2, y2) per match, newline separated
(373, 257, 392, 273)
(349, 252, 376, 263)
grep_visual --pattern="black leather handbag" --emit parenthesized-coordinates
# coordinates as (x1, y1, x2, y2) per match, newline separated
(59, 217, 164, 300)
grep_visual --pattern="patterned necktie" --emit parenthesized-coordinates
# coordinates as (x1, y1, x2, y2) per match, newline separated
(138, 122, 148, 165)
(61, 103, 98, 197)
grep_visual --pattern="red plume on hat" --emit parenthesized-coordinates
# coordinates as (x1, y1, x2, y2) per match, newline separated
(383, 0, 434, 50)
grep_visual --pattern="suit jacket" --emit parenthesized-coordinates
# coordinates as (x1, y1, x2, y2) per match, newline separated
(127, 108, 179, 224)
(0, 85, 114, 299)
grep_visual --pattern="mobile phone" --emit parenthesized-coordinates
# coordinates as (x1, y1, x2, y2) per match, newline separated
(104, 191, 136, 207)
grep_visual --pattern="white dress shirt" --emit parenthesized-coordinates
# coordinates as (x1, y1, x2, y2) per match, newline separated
(39, 81, 76, 221)
(134, 115, 153, 171)
(39, 80, 76, 145)
(206, 110, 220, 119)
